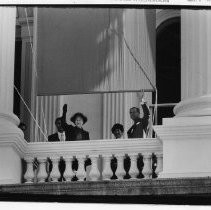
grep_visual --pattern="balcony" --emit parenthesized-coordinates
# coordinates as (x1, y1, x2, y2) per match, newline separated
(23, 138, 162, 183)
(1, 136, 211, 204)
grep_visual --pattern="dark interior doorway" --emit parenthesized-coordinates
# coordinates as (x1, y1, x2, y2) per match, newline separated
(156, 17, 181, 125)
(14, 25, 22, 118)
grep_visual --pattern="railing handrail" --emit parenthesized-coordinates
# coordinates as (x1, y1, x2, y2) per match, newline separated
(24, 138, 162, 158)
(149, 103, 177, 107)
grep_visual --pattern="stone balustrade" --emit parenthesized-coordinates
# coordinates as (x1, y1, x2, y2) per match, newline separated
(23, 138, 162, 183)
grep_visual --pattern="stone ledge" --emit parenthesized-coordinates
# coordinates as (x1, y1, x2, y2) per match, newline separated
(1, 177, 211, 196)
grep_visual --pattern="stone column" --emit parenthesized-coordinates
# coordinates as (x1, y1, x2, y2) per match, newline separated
(154, 10, 211, 178)
(175, 10, 211, 117)
(0, 7, 24, 184)
(18, 15, 34, 141)
(0, 8, 16, 113)
(18, 12, 61, 142)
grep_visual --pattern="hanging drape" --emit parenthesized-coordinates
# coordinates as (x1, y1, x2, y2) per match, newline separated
(36, 8, 156, 96)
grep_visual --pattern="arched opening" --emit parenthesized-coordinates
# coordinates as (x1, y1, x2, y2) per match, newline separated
(156, 17, 181, 125)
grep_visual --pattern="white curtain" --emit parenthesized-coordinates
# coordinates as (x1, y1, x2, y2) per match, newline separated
(36, 8, 156, 96)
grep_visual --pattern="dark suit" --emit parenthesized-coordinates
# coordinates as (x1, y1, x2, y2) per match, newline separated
(72, 127, 90, 141)
(127, 103, 150, 138)
(60, 110, 90, 178)
(48, 132, 70, 142)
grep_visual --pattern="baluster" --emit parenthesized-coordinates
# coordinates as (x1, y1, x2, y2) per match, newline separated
(33, 158, 39, 183)
(142, 153, 152, 179)
(89, 155, 100, 181)
(155, 153, 163, 177)
(24, 157, 34, 183)
(50, 157, 60, 182)
(76, 155, 86, 181)
(63, 157, 74, 182)
(115, 154, 125, 180)
(102, 154, 113, 180)
(37, 157, 48, 183)
(128, 153, 139, 179)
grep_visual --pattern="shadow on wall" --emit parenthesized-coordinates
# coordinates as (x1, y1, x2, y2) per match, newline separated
(37, 8, 124, 95)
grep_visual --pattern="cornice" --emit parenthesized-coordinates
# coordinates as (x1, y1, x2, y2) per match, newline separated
(154, 124, 211, 140)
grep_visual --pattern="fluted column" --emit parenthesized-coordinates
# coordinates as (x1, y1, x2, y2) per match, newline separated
(103, 93, 127, 139)
(0, 8, 16, 113)
(34, 96, 60, 142)
(174, 10, 211, 117)
(18, 12, 62, 142)
(103, 92, 143, 139)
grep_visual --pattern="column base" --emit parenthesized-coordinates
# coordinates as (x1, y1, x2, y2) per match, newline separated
(174, 94, 211, 117)
(154, 116, 211, 179)
(0, 112, 26, 184)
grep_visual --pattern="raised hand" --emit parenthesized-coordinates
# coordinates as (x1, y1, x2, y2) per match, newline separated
(63, 104, 67, 113)
(137, 90, 144, 101)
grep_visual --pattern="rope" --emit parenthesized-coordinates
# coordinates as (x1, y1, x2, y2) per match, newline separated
(41, 96, 48, 137)
(24, 8, 33, 52)
(108, 26, 158, 126)
(106, 10, 158, 127)
(14, 85, 48, 141)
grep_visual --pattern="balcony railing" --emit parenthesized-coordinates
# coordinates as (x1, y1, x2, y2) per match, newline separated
(23, 138, 163, 183)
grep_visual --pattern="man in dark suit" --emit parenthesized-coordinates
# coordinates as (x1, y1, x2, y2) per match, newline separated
(48, 117, 71, 181)
(48, 117, 70, 142)
(127, 92, 150, 138)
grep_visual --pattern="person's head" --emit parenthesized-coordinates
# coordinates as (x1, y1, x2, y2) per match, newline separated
(129, 107, 140, 121)
(111, 123, 124, 139)
(55, 117, 64, 132)
(71, 112, 88, 128)
(18, 122, 27, 132)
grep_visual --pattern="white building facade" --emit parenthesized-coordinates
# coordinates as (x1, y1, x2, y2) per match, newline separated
(0, 7, 211, 188)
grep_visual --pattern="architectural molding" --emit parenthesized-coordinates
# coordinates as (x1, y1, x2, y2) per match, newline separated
(159, 172, 211, 179)
(154, 124, 211, 140)
(174, 94, 211, 117)
(0, 112, 20, 126)
(24, 138, 162, 158)
(156, 9, 180, 29)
